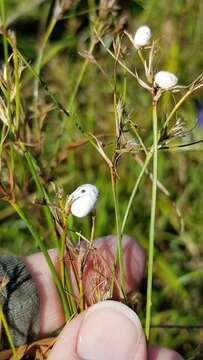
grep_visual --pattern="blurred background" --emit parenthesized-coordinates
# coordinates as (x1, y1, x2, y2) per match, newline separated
(0, 0, 203, 358)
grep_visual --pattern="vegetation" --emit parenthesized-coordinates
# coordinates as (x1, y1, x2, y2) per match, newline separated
(0, 0, 203, 358)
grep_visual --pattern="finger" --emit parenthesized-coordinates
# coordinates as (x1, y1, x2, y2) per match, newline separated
(148, 345, 184, 360)
(23, 249, 65, 336)
(48, 300, 147, 360)
(80, 234, 146, 301)
(23, 235, 145, 336)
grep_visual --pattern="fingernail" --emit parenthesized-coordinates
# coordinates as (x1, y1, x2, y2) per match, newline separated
(76, 300, 146, 360)
(150, 347, 184, 360)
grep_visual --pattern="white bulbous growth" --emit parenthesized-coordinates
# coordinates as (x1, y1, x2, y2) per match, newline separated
(154, 71, 178, 90)
(69, 184, 99, 218)
(133, 25, 152, 48)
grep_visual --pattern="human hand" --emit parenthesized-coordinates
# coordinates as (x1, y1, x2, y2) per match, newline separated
(23, 235, 183, 360)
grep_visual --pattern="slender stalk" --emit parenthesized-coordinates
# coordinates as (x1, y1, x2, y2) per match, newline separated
(145, 101, 158, 339)
(23, 147, 59, 248)
(61, 243, 78, 316)
(121, 151, 152, 236)
(81, 212, 96, 273)
(130, 122, 148, 155)
(88, 0, 96, 20)
(59, 227, 76, 316)
(122, 69, 127, 103)
(110, 88, 126, 297)
(69, 41, 95, 109)
(138, 49, 145, 67)
(163, 89, 192, 131)
(60, 212, 67, 287)
(64, 262, 78, 315)
(0, 125, 7, 169)
(0, 0, 10, 169)
(69, 0, 96, 109)
(60, 239, 66, 286)
(11, 202, 70, 320)
(0, 0, 12, 126)
(33, 16, 57, 133)
(59, 204, 77, 315)
(79, 268, 84, 312)
(13, 42, 21, 132)
(0, 0, 12, 169)
(89, 211, 96, 247)
(0, 307, 18, 359)
(110, 167, 125, 296)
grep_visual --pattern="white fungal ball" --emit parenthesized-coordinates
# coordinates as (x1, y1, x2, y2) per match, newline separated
(154, 71, 178, 90)
(133, 25, 152, 48)
(69, 184, 99, 218)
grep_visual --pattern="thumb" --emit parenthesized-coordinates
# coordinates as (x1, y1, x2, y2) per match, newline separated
(48, 300, 147, 360)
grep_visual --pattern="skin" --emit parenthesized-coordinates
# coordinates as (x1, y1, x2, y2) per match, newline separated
(23, 235, 184, 360)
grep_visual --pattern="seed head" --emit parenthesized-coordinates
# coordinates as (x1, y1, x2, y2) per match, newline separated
(154, 71, 178, 90)
(133, 25, 152, 48)
(69, 184, 99, 218)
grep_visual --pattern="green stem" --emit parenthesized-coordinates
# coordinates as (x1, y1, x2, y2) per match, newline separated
(11, 202, 70, 320)
(138, 49, 145, 67)
(13, 42, 21, 132)
(145, 101, 158, 339)
(59, 208, 77, 315)
(59, 222, 77, 315)
(69, 0, 96, 109)
(163, 89, 192, 132)
(33, 17, 57, 133)
(64, 264, 78, 315)
(121, 152, 152, 236)
(0, 0, 12, 126)
(0, 0, 11, 169)
(122, 69, 127, 103)
(23, 147, 59, 248)
(60, 213, 67, 287)
(89, 211, 96, 247)
(69, 41, 95, 109)
(110, 168, 125, 296)
(0, 306, 18, 359)
(0, 124, 7, 170)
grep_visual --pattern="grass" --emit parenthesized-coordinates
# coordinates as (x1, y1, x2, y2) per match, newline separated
(0, 0, 203, 358)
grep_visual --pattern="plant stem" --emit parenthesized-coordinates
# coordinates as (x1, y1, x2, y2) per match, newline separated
(110, 167, 125, 296)
(145, 101, 158, 339)
(90, 211, 96, 247)
(69, 0, 96, 109)
(11, 202, 70, 320)
(33, 16, 57, 134)
(138, 49, 145, 67)
(79, 270, 85, 312)
(23, 147, 59, 248)
(59, 204, 77, 315)
(0, 306, 18, 359)
(0, 0, 12, 126)
(0, 125, 7, 170)
(60, 211, 67, 287)
(0, 0, 12, 170)
(121, 151, 152, 236)
(69, 41, 95, 109)
(163, 89, 192, 131)
(13, 41, 21, 132)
